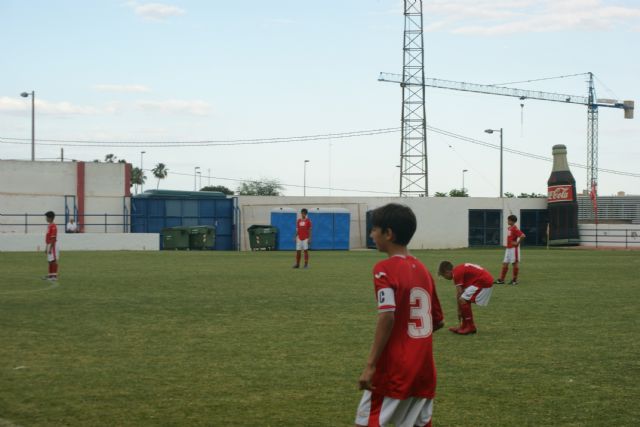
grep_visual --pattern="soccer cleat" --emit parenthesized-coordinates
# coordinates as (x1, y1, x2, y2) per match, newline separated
(494, 279, 505, 285)
(448, 325, 461, 333)
(48, 277, 58, 282)
(292, 265, 300, 269)
(42, 275, 50, 280)
(303, 265, 309, 269)
(508, 280, 518, 285)
(452, 324, 477, 335)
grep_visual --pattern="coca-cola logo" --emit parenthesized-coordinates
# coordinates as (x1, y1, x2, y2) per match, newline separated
(547, 185, 574, 203)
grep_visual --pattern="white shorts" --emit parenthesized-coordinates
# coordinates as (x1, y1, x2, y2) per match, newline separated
(503, 247, 521, 264)
(296, 238, 309, 251)
(355, 390, 433, 427)
(47, 244, 59, 262)
(461, 285, 493, 306)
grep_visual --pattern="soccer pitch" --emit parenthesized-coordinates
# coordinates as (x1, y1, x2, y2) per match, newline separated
(1, 248, 638, 426)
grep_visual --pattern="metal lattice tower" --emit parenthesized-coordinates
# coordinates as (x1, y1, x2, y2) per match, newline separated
(399, 0, 428, 197)
(587, 72, 599, 191)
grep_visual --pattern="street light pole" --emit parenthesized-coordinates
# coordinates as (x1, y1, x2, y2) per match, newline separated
(140, 151, 146, 193)
(485, 128, 504, 198)
(303, 160, 310, 196)
(499, 128, 503, 198)
(462, 169, 468, 193)
(194, 166, 200, 191)
(20, 91, 35, 161)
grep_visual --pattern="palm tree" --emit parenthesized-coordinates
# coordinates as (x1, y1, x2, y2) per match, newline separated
(104, 153, 117, 163)
(152, 163, 169, 189)
(131, 167, 147, 194)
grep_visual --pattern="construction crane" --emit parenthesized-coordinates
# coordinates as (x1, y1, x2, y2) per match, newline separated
(378, 71, 634, 192)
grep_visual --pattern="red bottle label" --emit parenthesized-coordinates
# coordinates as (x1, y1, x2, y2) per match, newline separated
(547, 185, 573, 203)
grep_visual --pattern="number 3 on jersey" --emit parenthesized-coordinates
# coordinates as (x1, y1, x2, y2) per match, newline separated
(408, 288, 432, 338)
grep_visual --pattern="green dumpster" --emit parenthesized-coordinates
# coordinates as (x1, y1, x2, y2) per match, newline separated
(161, 226, 190, 250)
(189, 225, 216, 250)
(248, 225, 278, 251)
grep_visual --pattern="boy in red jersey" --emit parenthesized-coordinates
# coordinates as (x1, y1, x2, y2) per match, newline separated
(438, 261, 494, 335)
(293, 208, 312, 269)
(44, 211, 59, 281)
(355, 203, 444, 427)
(495, 214, 526, 285)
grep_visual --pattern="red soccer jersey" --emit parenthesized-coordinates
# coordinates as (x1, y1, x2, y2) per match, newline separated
(46, 223, 57, 244)
(371, 255, 444, 400)
(452, 263, 494, 289)
(506, 225, 525, 248)
(296, 218, 312, 240)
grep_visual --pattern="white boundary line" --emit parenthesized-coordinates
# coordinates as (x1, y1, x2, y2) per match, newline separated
(0, 280, 60, 295)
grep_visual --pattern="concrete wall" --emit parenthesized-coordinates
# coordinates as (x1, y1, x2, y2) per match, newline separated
(0, 160, 130, 233)
(237, 196, 547, 251)
(0, 233, 159, 252)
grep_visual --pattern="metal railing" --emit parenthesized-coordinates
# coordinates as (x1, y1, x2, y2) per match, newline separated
(579, 228, 640, 248)
(0, 213, 130, 233)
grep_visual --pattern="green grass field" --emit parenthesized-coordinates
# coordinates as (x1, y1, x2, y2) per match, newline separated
(1, 248, 638, 426)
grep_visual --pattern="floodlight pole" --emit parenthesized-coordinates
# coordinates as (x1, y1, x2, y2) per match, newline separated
(20, 91, 35, 161)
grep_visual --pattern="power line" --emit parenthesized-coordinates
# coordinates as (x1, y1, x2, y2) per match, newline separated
(159, 170, 397, 195)
(0, 127, 399, 147)
(2, 124, 638, 178)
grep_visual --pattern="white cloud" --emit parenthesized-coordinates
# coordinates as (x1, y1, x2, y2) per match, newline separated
(136, 100, 212, 116)
(0, 97, 100, 116)
(130, 2, 186, 21)
(422, 0, 640, 36)
(93, 84, 152, 93)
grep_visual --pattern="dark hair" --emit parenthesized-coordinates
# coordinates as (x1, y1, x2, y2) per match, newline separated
(438, 261, 453, 276)
(301, 208, 308, 214)
(508, 214, 518, 222)
(45, 211, 55, 220)
(370, 203, 416, 246)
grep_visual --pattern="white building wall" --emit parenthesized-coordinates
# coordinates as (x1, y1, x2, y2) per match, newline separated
(0, 159, 76, 195)
(237, 196, 547, 251)
(84, 162, 126, 196)
(0, 160, 130, 234)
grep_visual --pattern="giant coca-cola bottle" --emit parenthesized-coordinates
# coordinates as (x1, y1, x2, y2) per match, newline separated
(547, 144, 580, 245)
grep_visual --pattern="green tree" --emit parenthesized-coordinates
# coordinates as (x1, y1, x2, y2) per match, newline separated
(152, 163, 169, 189)
(448, 188, 468, 197)
(237, 179, 283, 196)
(434, 192, 448, 197)
(104, 154, 117, 163)
(518, 192, 546, 198)
(131, 167, 147, 193)
(504, 192, 515, 198)
(201, 185, 234, 195)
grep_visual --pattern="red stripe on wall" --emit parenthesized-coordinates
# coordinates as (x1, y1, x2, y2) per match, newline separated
(125, 163, 132, 197)
(77, 162, 85, 232)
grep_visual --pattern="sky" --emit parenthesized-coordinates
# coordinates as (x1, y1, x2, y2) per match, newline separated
(1, 0, 639, 197)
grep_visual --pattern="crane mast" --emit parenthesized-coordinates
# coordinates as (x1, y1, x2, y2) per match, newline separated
(379, 72, 634, 191)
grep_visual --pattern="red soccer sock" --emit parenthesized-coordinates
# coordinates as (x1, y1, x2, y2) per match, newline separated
(513, 265, 519, 281)
(460, 302, 473, 323)
(295, 251, 301, 266)
(51, 262, 58, 277)
(303, 250, 309, 265)
(48, 263, 54, 276)
(500, 265, 509, 280)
